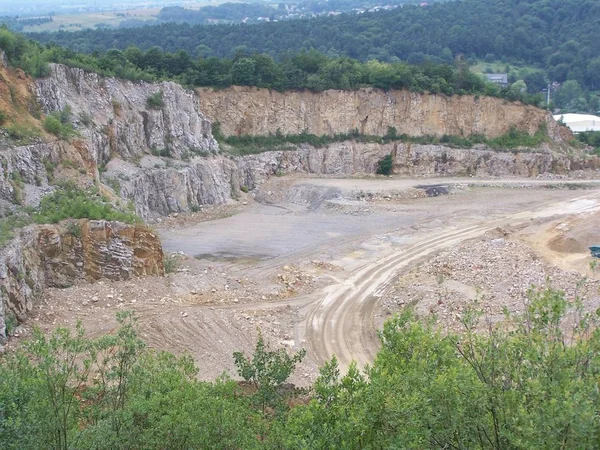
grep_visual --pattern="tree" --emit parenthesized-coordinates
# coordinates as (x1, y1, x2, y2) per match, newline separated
(553, 80, 584, 110)
(230, 57, 256, 86)
(524, 71, 547, 93)
(233, 332, 305, 415)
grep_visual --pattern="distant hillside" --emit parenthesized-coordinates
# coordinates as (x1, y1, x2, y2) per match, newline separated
(27, 0, 600, 92)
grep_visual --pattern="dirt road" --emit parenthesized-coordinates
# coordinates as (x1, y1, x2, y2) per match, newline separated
(301, 190, 600, 372)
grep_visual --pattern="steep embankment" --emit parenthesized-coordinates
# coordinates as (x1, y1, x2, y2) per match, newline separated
(0, 220, 163, 340)
(197, 86, 564, 140)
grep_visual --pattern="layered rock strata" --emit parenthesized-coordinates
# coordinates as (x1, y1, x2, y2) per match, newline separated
(0, 220, 163, 339)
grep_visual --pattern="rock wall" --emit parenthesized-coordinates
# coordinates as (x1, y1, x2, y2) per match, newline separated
(0, 220, 163, 339)
(197, 86, 565, 141)
(120, 157, 241, 219)
(114, 142, 599, 219)
(35, 64, 218, 163)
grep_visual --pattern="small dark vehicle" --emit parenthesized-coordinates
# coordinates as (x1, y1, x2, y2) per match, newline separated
(590, 246, 600, 258)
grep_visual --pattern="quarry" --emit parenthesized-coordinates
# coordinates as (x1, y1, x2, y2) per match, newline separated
(2, 60, 600, 383)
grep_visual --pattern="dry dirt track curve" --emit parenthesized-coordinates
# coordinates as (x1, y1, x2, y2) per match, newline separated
(303, 191, 600, 373)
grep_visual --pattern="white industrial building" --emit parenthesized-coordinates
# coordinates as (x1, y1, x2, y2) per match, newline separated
(553, 113, 600, 133)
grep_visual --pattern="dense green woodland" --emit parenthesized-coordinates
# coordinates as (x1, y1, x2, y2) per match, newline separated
(0, 28, 543, 106)
(26, 0, 600, 90)
(2, 286, 600, 449)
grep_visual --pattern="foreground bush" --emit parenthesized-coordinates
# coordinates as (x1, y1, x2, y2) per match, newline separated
(2, 286, 599, 449)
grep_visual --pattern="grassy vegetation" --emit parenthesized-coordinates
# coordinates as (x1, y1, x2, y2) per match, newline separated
(104, 177, 122, 195)
(42, 105, 78, 140)
(0, 211, 32, 246)
(215, 124, 550, 156)
(31, 183, 138, 224)
(376, 154, 393, 175)
(2, 122, 41, 144)
(577, 130, 600, 155)
(145, 91, 165, 109)
(487, 124, 549, 150)
(0, 183, 140, 248)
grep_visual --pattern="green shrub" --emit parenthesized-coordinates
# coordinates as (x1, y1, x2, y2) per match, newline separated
(146, 91, 165, 109)
(4, 311, 18, 335)
(43, 158, 56, 181)
(2, 285, 599, 449)
(376, 154, 393, 175)
(211, 121, 225, 141)
(32, 183, 139, 224)
(43, 110, 77, 140)
(150, 146, 170, 157)
(42, 114, 61, 135)
(164, 255, 179, 273)
(0, 110, 8, 125)
(61, 159, 77, 169)
(487, 124, 548, 150)
(66, 220, 82, 238)
(78, 111, 93, 127)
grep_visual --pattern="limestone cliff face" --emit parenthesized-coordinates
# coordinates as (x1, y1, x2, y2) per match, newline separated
(0, 220, 163, 339)
(111, 142, 598, 219)
(119, 157, 241, 219)
(237, 142, 598, 182)
(197, 86, 564, 141)
(35, 64, 218, 163)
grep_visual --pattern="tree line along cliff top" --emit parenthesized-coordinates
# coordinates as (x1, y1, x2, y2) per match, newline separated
(0, 27, 544, 108)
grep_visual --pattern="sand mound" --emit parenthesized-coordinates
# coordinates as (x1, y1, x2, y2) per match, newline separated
(548, 212, 600, 254)
(548, 236, 587, 254)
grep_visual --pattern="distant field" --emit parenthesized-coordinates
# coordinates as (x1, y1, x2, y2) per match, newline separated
(22, 8, 160, 32)
(21, 1, 244, 32)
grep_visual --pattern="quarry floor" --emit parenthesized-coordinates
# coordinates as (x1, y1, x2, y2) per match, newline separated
(25, 175, 600, 384)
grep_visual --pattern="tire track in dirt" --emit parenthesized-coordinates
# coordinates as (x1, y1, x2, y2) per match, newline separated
(304, 191, 600, 373)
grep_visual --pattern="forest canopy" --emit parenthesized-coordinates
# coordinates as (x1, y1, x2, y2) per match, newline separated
(0, 27, 543, 105)
(25, 0, 600, 93)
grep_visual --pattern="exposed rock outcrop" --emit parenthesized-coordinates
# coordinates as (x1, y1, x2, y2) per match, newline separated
(35, 64, 218, 163)
(197, 86, 565, 142)
(108, 142, 599, 219)
(0, 220, 163, 339)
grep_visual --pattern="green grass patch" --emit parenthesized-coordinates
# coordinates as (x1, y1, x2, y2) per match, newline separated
(0, 211, 32, 247)
(2, 122, 41, 144)
(1, 184, 139, 248)
(487, 125, 548, 150)
(146, 91, 165, 110)
(30, 183, 139, 225)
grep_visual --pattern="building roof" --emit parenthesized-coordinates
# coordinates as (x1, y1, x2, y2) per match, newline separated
(485, 73, 508, 84)
(553, 113, 600, 133)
